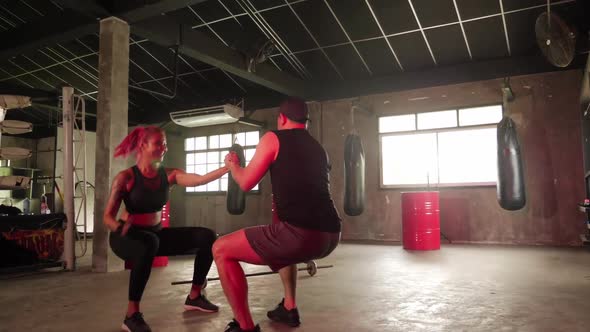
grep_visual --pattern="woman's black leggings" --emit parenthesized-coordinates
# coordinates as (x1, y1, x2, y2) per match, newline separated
(109, 223, 216, 302)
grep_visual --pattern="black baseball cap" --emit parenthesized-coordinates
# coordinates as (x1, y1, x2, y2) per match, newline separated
(279, 97, 309, 124)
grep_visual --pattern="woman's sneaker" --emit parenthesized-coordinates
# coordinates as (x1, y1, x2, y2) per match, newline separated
(266, 299, 300, 327)
(184, 294, 219, 312)
(224, 319, 261, 332)
(122, 312, 151, 332)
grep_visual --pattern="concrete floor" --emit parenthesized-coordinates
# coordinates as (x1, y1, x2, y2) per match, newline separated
(1, 243, 590, 332)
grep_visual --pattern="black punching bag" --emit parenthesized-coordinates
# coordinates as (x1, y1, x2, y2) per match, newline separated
(497, 116, 526, 210)
(344, 134, 365, 216)
(227, 144, 246, 215)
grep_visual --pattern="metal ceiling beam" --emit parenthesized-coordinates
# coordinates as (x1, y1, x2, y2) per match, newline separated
(113, 0, 211, 23)
(317, 54, 587, 101)
(53, 0, 212, 23)
(132, 14, 309, 98)
(0, 0, 212, 61)
(0, 8, 97, 61)
(51, 0, 111, 18)
(33, 98, 147, 126)
(0, 82, 60, 99)
(0, 82, 151, 127)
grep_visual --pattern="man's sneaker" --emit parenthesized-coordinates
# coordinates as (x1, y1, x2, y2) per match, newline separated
(122, 312, 152, 332)
(184, 294, 219, 312)
(224, 319, 261, 332)
(266, 299, 301, 327)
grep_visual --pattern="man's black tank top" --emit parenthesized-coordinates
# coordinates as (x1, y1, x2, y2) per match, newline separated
(270, 129, 341, 232)
(123, 165, 169, 214)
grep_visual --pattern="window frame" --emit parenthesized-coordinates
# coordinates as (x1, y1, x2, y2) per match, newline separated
(378, 104, 502, 189)
(184, 131, 262, 195)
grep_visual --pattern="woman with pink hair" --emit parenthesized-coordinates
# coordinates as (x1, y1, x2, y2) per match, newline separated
(104, 126, 226, 332)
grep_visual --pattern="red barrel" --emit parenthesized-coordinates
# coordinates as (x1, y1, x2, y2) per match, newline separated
(402, 192, 440, 250)
(125, 201, 170, 269)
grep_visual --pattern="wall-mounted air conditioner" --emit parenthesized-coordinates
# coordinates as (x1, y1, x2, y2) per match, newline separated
(169, 104, 244, 128)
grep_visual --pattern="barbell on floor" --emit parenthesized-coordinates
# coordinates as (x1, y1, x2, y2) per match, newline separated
(171, 261, 333, 286)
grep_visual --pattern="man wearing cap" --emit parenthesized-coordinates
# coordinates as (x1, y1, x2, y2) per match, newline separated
(213, 97, 342, 332)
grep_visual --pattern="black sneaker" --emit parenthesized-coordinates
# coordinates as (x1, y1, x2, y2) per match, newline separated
(224, 319, 261, 332)
(184, 294, 219, 312)
(266, 299, 301, 327)
(122, 312, 151, 332)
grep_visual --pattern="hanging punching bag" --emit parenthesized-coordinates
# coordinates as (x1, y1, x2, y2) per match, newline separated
(227, 143, 246, 215)
(344, 134, 366, 216)
(497, 116, 526, 210)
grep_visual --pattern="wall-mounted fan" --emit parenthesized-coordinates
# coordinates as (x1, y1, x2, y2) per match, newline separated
(247, 39, 276, 73)
(535, 0, 576, 68)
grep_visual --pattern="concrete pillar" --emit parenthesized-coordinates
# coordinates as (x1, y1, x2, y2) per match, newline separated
(93, 17, 129, 272)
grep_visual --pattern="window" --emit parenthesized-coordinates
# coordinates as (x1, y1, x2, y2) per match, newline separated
(379, 105, 503, 187)
(184, 131, 260, 193)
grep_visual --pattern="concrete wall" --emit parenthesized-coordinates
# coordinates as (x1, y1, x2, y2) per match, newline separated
(165, 114, 277, 232)
(162, 132, 187, 228)
(54, 127, 96, 232)
(3, 128, 98, 230)
(36, 136, 56, 180)
(33, 135, 56, 212)
(337, 70, 585, 246)
(0, 135, 37, 169)
(166, 69, 586, 246)
(1, 70, 582, 246)
(0, 135, 38, 207)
